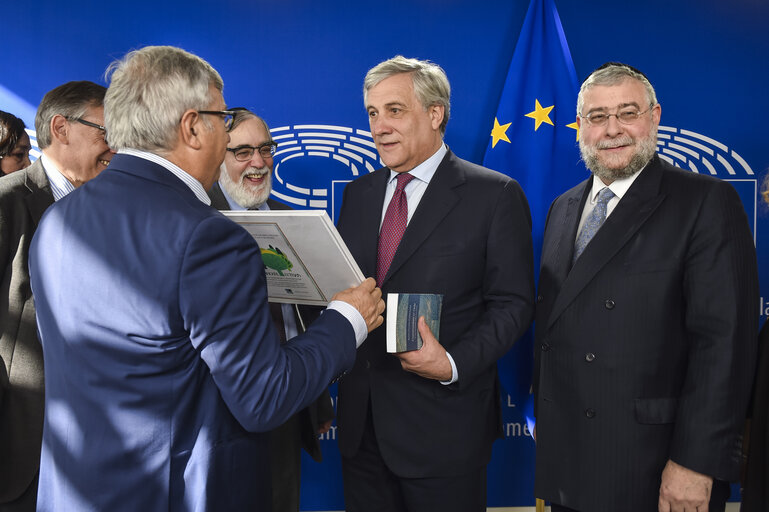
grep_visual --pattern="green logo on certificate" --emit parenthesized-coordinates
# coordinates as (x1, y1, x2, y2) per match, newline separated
(260, 245, 293, 276)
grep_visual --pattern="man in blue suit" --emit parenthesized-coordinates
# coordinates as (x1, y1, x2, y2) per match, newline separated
(29, 45, 384, 512)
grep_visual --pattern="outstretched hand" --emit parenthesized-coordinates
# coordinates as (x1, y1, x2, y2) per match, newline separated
(331, 277, 385, 333)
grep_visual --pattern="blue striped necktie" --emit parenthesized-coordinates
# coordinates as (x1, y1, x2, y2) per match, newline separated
(573, 187, 615, 263)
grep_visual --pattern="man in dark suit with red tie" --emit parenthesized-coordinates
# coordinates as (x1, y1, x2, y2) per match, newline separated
(533, 62, 759, 512)
(208, 109, 334, 512)
(335, 55, 535, 512)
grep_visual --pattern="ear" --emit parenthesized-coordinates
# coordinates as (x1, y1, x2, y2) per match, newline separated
(50, 114, 69, 145)
(576, 115, 582, 130)
(429, 104, 445, 131)
(179, 109, 203, 150)
(651, 103, 662, 125)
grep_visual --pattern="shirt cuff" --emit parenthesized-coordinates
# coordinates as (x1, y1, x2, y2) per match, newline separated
(327, 300, 367, 347)
(440, 352, 459, 385)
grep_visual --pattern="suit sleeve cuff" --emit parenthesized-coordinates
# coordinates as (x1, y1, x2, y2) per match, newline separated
(327, 300, 367, 347)
(440, 352, 459, 385)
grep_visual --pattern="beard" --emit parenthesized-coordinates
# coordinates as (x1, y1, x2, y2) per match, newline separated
(218, 162, 273, 209)
(580, 127, 658, 182)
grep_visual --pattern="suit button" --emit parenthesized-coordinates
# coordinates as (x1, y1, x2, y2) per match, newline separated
(585, 408, 596, 418)
(537, 294, 544, 303)
(585, 353, 595, 362)
(604, 299, 615, 310)
(365, 360, 371, 369)
(541, 342, 551, 352)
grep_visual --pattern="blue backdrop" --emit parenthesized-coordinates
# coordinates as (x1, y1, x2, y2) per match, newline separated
(3, 0, 767, 508)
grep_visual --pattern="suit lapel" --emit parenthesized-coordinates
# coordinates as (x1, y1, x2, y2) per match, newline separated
(23, 160, 55, 227)
(382, 152, 462, 286)
(543, 181, 588, 298)
(547, 158, 666, 329)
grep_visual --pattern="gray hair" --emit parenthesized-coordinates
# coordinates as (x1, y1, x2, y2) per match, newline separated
(363, 55, 451, 135)
(577, 63, 657, 116)
(103, 45, 223, 153)
(35, 81, 106, 149)
(229, 108, 270, 134)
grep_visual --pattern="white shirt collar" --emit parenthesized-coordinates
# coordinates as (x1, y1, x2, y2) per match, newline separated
(39, 153, 76, 201)
(589, 163, 646, 203)
(387, 143, 447, 185)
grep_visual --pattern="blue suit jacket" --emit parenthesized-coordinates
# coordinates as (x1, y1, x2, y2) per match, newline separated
(29, 154, 356, 511)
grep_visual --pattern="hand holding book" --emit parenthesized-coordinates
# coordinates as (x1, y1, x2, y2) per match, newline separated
(394, 317, 452, 381)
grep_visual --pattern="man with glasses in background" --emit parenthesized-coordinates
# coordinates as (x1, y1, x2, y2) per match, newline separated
(209, 108, 334, 512)
(0, 80, 111, 512)
(533, 62, 758, 512)
(28, 46, 384, 511)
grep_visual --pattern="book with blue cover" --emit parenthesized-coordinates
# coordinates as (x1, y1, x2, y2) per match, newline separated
(386, 293, 443, 353)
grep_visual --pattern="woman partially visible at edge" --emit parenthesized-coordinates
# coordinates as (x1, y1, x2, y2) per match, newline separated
(0, 110, 31, 175)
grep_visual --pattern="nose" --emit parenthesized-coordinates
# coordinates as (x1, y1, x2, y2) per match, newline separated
(370, 115, 391, 136)
(604, 115, 624, 137)
(249, 151, 267, 169)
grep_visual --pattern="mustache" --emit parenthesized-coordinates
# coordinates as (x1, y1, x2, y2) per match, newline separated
(596, 136, 635, 149)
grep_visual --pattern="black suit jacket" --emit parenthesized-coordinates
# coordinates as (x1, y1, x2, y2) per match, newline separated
(743, 321, 769, 511)
(534, 156, 759, 511)
(335, 150, 535, 478)
(0, 159, 54, 503)
(208, 182, 333, 461)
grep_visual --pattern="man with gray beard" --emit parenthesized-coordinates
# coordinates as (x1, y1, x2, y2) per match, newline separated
(533, 62, 758, 512)
(208, 109, 333, 512)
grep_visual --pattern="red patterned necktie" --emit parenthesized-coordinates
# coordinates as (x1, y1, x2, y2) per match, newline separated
(377, 172, 415, 286)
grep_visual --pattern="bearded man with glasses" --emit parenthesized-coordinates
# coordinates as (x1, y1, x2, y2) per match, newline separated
(209, 109, 334, 512)
(533, 62, 759, 512)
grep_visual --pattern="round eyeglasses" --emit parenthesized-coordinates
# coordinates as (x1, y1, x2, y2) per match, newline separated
(580, 105, 656, 127)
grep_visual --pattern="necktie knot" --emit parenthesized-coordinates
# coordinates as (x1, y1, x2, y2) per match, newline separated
(595, 186, 614, 207)
(395, 172, 415, 192)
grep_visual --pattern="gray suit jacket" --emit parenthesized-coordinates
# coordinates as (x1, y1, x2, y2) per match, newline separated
(0, 159, 54, 502)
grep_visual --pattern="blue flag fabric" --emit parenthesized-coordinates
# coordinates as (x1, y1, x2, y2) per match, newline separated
(483, 0, 583, 430)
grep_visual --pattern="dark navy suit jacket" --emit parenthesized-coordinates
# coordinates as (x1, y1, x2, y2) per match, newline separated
(336, 150, 535, 478)
(29, 154, 356, 511)
(534, 156, 759, 511)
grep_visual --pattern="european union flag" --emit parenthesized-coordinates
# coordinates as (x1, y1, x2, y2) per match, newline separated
(483, 0, 583, 429)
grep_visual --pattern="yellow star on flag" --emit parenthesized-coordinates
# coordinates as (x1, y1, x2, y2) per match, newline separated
(525, 99, 554, 131)
(566, 121, 579, 141)
(490, 117, 511, 148)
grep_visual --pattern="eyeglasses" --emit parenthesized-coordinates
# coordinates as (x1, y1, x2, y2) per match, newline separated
(67, 117, 107, 142)
(580, 105, 655, 127)
(198, 110, 238, 130)
(69, 117, 106, 133)
(227, 141, 278, 161)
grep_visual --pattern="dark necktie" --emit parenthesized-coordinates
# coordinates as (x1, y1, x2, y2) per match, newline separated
(573, 187, 615, 263)
(268, 302, 287, 343)
(377, 172, 415, 286)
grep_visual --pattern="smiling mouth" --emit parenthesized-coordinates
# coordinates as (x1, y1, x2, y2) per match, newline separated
(242, 169, 268, 183)
(99, 159, 111, 166)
